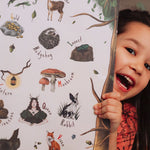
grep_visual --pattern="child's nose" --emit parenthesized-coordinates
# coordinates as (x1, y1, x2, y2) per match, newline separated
(130, 62, 144, 75)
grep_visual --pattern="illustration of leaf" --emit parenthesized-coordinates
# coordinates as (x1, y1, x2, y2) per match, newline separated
(136, 2, 146, 11)
(111, 0, 117, 7)
(103, 3, 109, 17)
(72, 20, 76, 24)
(87, 0, 91, 4)
(96, 0, 105, 7)
(91, 8, 95, 12)
(8, 0, 16, 7)
(32, 10, 37, 20)
(93, 70, 99, 74)
(99, 13, 102, 16)
(103, 2, 112, 20)
(99, 13, 102, 19)
(15, 1, 31, 7)
(93, 3, 97, 8)
(94, 0, 115, 21)
(9, 44, 15, 53)
(32, 0, 38, 5)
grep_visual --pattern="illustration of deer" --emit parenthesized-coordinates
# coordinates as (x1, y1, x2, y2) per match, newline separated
(47, 0, 64, 22)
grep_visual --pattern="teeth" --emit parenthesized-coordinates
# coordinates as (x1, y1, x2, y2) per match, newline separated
(123, 75, 134, 85)
(120, 82, 127, 89)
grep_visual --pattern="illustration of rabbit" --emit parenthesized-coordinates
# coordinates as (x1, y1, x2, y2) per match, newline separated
(59, 93, 80, 120)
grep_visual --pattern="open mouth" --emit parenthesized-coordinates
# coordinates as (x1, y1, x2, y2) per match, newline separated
(116, 74, 135, 90)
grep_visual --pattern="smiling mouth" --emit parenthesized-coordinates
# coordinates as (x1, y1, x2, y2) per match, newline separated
(116, 74, 135, 90)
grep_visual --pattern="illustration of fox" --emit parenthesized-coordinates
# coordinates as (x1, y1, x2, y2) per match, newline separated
(47, 131, 60, 150)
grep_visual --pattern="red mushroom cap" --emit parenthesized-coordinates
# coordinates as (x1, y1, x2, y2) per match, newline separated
(39, 77, 49, 85)
(41, 68, 66, 78)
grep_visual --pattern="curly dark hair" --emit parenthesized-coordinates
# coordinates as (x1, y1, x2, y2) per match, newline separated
(118, 9, 150, 150)
(118, 9, 150, 34)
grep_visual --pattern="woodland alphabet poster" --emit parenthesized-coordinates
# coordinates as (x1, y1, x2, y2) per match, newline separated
(0, 0, 118, 150)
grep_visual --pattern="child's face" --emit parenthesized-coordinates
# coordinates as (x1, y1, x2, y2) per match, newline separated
(114, 22, 150, 101)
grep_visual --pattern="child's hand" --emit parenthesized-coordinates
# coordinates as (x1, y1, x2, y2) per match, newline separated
(93, 92, 122, 133)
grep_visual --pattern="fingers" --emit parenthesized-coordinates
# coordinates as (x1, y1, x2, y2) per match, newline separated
(98, 103, 122, 120)
(93, 91, 123, 133)
(102, 91, 122, 101)
(93, 103, 101, 115)
(93, 99, 122, 118)
(98, 111, 121, 121)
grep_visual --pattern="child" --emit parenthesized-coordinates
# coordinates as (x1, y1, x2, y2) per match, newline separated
(93, 9, 150, 150)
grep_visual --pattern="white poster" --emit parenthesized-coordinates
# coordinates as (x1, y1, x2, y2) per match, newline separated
(0, 0, 117, 149)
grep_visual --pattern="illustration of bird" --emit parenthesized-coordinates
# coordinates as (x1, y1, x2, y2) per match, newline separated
(8, 0, 16, 7)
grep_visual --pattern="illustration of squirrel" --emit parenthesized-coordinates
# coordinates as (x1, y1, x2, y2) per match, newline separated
(0, 129, 20, 150)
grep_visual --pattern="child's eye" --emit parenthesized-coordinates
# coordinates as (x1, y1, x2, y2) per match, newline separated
(125, 47, 136, 55)
(144, 63, 150, 71)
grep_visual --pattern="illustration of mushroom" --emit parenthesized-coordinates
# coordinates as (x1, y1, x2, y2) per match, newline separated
(41, 69, 66, 92)
(39, 77, 49, 91)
